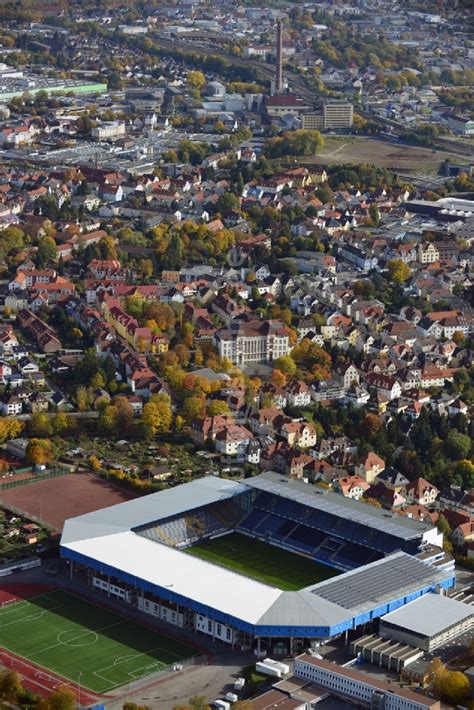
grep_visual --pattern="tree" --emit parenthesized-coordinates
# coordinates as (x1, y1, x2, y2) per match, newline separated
(361, 413, 383, 435)
(274, 355, 297, 377)
(29, 412, 53, 437)
(142, 394, 173, 437)
(181, 396, 206, 424)
(139, 258, 154, 279)
(189, 696, 209, 710)
(26, 438, 55, 465)
(434, 667, 470, 704)
(217, 192, 240, 214)
(207, 400, 231, 416)
(89, 455, 101, 472)
(436, 514, 451, 537)
(51, 412, 70, 436)
(444, 431, 472, 461)
(187, 70, 206, 91)
(387, 259, 411, 285)
(264, 130, 324, 158)
(369, 204, 380, 226)
(0, 670, 23, 703)
(99, 235, 118, 260)
(271, 368, 287, 388)
(49, 686, 76, 710)
(0, 417, 23, 443)
(114, 396, 134, 432)
(37, 236, 57, 265)
(454, 459, 474, 489)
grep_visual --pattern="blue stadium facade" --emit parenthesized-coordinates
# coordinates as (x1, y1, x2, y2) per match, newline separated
(60, 473, 455, 652)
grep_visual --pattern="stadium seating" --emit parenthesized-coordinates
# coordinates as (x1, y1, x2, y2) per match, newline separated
(139, 499, 245, 548)
(250, 492, 409, 556)
(139, 487, 407, 569)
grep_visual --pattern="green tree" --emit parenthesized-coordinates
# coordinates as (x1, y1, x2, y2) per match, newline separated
(37, 236, 57, 265)
(217, 192, 240, 214)
(436, 514, 451, 537)
(274, 355, 297, 377)
(181, 396, 206, 424)
(207, 400, 231, 416)
(369, 204, 381, 226)
(29, 412, 53, 437)
(444, 431, 472, 461)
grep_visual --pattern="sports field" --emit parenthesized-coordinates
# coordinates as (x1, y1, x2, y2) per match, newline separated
(0, 590, 198, 693)
(185, 532, 339, 590)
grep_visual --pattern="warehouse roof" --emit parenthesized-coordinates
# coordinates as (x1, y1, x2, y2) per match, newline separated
(380, 593, 474, 638)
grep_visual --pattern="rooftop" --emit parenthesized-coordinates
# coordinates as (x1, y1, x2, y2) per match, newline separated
(244, 471, 433, 540)
(380, 593, 474, 638)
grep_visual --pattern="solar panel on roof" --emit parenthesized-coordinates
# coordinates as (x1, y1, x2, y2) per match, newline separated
(311, 554, 445, 611)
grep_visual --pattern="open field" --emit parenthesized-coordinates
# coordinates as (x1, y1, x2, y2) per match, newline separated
(185, 532, 339, 590)
(0, 472, 135, 530)
(303, 136, 466, 173)
(0, 590, 198, 693)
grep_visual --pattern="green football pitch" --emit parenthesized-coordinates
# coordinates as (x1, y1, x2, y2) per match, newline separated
(185, 532, 340, 590)
(0, 590, 199, 693)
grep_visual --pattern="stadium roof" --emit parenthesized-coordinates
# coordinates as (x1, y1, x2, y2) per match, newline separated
(308, 553, 448, 616)
(244, 471, 432, 540)
(380, 593, 474, 638)
(61, 476, 246, 545)
(61, 476, 452, 631)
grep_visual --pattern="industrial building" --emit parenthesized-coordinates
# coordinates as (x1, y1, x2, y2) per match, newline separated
(379, 593, 474, 652)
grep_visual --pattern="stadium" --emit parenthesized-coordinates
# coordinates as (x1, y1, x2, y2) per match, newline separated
(60, 471, 455, 657)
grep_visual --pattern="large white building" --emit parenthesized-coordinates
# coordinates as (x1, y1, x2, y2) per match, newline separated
(294, 656, 441, 710)
(214, 319, 290, 365)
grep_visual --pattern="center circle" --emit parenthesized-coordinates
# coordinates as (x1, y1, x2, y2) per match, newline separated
(57, 629, 98, 647)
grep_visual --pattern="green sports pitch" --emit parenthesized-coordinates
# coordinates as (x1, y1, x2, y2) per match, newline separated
(185, 532, 340, 590)
(0, 590, 199, 693)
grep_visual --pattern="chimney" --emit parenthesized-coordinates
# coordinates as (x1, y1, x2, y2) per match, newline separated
(275, 19, 283, 94)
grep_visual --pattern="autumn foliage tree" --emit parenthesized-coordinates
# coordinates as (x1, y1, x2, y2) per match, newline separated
(0, 670, 23, 703)
(433, 663, 470, 705)
(26, 438, 55, 465)
(0, 417, 23, 443)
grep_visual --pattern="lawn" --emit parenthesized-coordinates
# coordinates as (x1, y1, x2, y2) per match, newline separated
(185, 532, 339, 591)
(0, 590, 198, 693)
(301, 136, 465, 173)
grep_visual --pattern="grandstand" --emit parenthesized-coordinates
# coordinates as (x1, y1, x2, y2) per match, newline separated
(61, 472, 454, 655)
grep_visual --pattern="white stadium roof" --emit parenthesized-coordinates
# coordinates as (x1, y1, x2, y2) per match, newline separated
(61, 476, 452, 630)
(380, 593, 474, 638)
